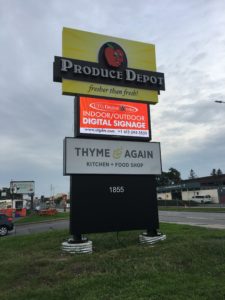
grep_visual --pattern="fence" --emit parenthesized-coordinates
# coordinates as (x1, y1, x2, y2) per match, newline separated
(158, 199, 199, 207)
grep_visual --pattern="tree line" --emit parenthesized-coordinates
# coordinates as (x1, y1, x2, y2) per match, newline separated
(156, 168, 223, 187)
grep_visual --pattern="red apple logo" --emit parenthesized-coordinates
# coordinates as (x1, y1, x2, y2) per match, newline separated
(104, 43, 124, 67)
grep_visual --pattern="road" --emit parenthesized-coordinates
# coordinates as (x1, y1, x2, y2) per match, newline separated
(11, 219, 69, 236)
(159, 210, 225, 229)
(7, 210, 225, 237)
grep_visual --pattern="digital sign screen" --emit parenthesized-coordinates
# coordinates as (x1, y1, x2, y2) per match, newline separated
(77, 97, 151, 140)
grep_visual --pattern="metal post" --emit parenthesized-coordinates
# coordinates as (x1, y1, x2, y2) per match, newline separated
(147, 229, 158, 237)
(30, 193, 34, 211)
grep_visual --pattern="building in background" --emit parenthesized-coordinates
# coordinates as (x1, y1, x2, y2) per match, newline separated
(157, 174, 225, 204)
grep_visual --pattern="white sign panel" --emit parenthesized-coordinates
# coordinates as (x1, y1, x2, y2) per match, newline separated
(10, 181, 35, 194)
(64, 138, 162, 175)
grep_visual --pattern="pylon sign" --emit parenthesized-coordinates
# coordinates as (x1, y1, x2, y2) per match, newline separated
(53, 27, 165, 237)
(10, 181, 35, 194)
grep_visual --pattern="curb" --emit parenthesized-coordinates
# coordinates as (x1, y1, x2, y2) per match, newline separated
(14, 218, 69, 227)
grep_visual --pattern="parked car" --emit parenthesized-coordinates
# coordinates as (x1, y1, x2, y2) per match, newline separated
(0, 213, 14, 236)
(191, 195, 212, 204)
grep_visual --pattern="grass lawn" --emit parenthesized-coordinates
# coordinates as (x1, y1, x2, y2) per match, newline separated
(14, 212, 69, 224)
(1, 223, 225, 299)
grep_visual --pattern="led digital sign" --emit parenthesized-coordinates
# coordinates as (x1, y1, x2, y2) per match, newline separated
(77, 97, 151, 140)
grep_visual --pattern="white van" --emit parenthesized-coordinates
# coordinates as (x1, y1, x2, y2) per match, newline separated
(192, 195, 212, 204)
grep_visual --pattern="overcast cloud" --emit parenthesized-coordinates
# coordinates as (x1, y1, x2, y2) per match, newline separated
(1, 0, 225, 196)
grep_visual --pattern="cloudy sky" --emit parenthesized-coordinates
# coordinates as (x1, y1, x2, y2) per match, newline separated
(1, 0, 225, 197)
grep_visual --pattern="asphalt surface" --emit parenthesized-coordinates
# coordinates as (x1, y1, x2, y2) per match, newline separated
(159, 210, 225, 229)
(7, 210, 225, 237)
(11, 219, 69, 236)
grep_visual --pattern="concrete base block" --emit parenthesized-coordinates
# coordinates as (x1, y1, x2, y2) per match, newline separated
(62, 240, 93, 254)
(139, 233, 166, 245)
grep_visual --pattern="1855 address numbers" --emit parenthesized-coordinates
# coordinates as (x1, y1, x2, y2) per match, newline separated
(109, 186, 125, 193)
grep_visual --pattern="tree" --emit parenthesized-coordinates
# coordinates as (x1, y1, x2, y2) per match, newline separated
(189, 169, 197, 179)
(156, 171, 170, 186)
(210, 169, 217, 176)
(210, 168, 223, 176)
(167, 167, 181, 184)
(156, 167, 181, 186)
(217, 168, 223, 175)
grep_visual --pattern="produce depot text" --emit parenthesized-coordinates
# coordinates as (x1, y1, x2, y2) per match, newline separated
(61, 58, 164, 86)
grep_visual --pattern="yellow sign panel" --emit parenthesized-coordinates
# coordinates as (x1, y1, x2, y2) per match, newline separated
(54, 27, 165, 103)
(62, 80, 158, 102)
(62, 27, 156, 70)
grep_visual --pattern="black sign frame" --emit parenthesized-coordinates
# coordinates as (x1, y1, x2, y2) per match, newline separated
(70, 174, 159, 235)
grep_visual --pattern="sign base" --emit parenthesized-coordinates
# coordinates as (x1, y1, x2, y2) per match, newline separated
(139, 232, 166, 245)
(61, 238, 93, 254)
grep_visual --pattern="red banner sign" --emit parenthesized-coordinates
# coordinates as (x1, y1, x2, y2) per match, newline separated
(78, 97, 150, 140)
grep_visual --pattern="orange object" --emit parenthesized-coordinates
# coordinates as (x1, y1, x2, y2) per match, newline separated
(0, 208, 27, 217)
(38, 209, 57, 216)
(0, 208, 13, 217)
